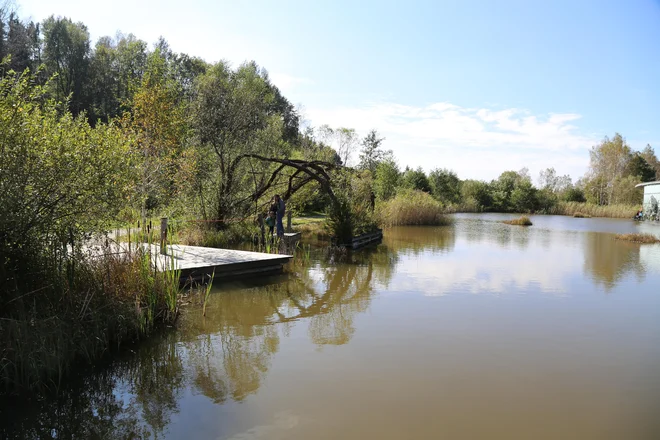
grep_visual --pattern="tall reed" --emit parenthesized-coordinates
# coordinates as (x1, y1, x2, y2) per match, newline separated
(550, 202, 638, 219)
(377, 189, 452, 227)
(1, 228, 183, 393)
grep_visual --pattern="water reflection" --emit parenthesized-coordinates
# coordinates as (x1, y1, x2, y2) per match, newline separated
(1, 332, 184, 439)
(383, 226, 455, 255)
(583, 232, 645, 289)
(0, 252, 392, 439)
(3, 215, 660, 440)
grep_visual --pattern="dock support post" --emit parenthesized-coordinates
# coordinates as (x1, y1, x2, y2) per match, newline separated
(160, 217, 168, 255)
(286, 211, 292, 233)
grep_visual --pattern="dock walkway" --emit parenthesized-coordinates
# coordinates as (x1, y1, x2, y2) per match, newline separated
(86, 243, 293, 283)
(157, 244, 292, 282)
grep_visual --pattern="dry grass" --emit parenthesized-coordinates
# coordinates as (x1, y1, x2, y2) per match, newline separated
(615, 233, 660, 244)
(573, 212, 592, 218)
(552, 202, 638, 219)
(377, 189, 453, 227)
(502, 216, 533, 226)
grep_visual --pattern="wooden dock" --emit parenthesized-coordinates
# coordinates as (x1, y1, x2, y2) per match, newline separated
(152, 244, 292, 283)
(86, 243, 293, 284)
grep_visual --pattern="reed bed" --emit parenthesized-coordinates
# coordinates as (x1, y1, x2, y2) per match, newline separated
(551, 202, 638, 219)
(1, 232, 183, 393)
(378, 190, 452, 227)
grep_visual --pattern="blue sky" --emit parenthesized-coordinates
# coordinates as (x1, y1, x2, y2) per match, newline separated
(17, 0, 660, 181)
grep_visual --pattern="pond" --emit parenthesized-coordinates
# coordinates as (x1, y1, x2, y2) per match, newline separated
(3, 214, 660, 439)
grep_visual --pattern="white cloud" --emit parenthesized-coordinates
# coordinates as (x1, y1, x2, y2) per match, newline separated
(307, 101, 598, 180)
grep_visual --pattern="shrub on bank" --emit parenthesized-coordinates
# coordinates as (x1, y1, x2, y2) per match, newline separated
(377, 189, 452, 227)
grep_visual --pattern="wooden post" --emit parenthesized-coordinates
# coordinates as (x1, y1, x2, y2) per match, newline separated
(286, 211, 292, 233)
(160, 217, 168, 255)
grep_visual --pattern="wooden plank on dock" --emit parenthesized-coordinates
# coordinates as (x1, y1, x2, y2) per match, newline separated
(152, 244, 292, 283)
(85, 243, 292, 283)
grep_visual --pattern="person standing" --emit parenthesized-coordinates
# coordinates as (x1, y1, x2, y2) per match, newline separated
(274, 194, 286, 237)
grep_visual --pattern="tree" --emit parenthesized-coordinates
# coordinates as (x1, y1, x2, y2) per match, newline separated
(401, 167, 431, 193)
(510, 180, 537, 212)
(115, 33, 148, 109)
(626, 152, 655, 182)
(358, 129, 388, 173)
(461, 180, 492, 211)
(88, 36, 120, 124)
(42, 16, 91, 115)
(373, 158, 400, 201)
(317, 125, 358, 166)
(586, 133, 632, 205)
(428, 168, 461, 204)
(192, 61, 291, 226)
(123, 49, 185, 221)
(6, 13, 32, 72)
(640, 144, 660, 180)
(490, 169, 534, 212)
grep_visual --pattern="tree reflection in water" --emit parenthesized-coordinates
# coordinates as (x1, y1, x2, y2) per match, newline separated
(0, 331, 184, 439)
(0, 244, 398, 439)
(582, 232, 645, 289)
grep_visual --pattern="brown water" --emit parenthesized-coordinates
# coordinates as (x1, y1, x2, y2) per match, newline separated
(3, 214, 660, 439)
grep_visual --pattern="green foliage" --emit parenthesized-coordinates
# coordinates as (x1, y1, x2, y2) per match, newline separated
(626, 152, 656, 182)
(460, 179, 492, 211)
(374, 158, 400, 201)
(358, 129, 388, 173)
(401, 166, 431, 193)
(0, 67, 131, 262)
(429, 168, 461, 204)
(510, 180, 538, 213)
(42, 16, 91, 115)
(0, 68, 180, 392)
(561, 186, 586, 203)
(191, 61, 293, 226)
(326, 170, 378, 244)
(584, 133, 634, 205)
(490, 169, 537, 212)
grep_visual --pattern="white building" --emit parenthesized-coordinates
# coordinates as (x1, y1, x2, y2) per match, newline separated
(635, 181, 660, 216)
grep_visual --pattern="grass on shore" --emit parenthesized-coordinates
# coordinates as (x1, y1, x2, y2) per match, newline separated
(615, 233, 660, 244)
(573, 212, 592, 218)
(552, 202, 638, 219)
(377, 190, 452, 227)
(502, 216, 533, 226)
(1, 238, 183, 393)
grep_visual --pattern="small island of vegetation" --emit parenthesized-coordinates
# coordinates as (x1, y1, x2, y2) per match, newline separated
(502, 216, 533, 226)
